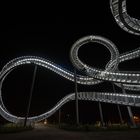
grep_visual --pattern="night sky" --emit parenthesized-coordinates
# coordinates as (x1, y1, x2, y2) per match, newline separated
(1, 1, 140, 124)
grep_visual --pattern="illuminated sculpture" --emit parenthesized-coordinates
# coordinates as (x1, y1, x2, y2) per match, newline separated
(0, 0, 140, 124)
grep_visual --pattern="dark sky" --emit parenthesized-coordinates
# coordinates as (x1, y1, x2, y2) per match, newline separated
(0, 1, 140, 123)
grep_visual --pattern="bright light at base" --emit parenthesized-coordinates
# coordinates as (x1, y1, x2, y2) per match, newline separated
(44, 119, 47, 125)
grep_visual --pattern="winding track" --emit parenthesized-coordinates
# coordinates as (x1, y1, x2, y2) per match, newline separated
(0, 0, 140, 124)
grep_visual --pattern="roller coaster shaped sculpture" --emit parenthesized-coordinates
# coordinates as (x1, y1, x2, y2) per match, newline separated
(0, 0, 140, 124)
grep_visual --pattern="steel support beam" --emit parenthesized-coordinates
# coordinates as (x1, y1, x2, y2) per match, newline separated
(112, 82, 123, 124)
(74, 68, 79, 125)
(121, 84, 136, 128)
(24, 65, 37, 127)
(98, 102, 105, 127)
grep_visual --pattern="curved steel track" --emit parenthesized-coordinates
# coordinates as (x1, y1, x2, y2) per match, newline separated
(0, 0, 140, 124)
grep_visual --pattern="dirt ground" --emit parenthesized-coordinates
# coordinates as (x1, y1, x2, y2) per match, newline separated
(0, 124, 140, 140)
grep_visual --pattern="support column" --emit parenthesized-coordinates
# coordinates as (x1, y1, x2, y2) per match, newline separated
(121, 84, 136, 128)
(112, 83, 123, 124)
(74, 68, 79, 125)
(58, 109, 61, 128)
(117, 105, 123, 124)
(98, 102, 105, 127)
(24, 65, 37, 127)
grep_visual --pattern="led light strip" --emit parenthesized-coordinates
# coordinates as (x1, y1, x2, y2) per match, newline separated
(110, 0, 140, 35)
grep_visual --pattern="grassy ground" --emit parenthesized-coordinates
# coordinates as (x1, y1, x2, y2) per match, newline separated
(0, 123, 33, 133)
(1, 122, 139, 133)
(48, 123, 140, 132)
(1, 123, 140, 140)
